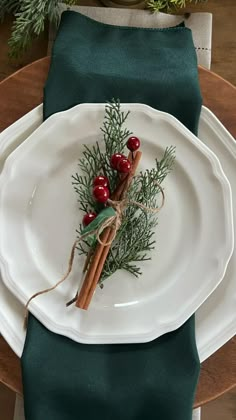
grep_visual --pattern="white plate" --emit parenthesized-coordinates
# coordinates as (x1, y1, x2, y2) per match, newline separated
(0, 106, 44, 355)
(0, 103, 233, 347)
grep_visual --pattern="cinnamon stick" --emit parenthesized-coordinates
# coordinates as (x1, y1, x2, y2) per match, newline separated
(83, 151, 142, 309)
(75, 188, 122, 309)
(66, 249, 94, 307)
(75, 229, 111, 308)
(76, 151, 142, 309)
(83, 230, 115, 310)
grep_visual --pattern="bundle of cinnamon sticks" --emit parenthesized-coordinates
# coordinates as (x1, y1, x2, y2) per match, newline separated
(76, 151, 142, 310)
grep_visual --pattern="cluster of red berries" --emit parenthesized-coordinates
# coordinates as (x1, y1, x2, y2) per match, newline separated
(83, 136, 140, 227)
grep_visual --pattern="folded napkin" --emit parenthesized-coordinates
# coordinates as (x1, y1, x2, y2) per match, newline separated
(22, 11, 202, 420)
(48, 5, 212, 69)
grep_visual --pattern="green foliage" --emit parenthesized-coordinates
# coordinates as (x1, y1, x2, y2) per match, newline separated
(103, 146, 175, 281)
(1, 0, 207, 56)
(72, 101, 175, 282)
(0, 0, 20, 22)
(98, 101, 132, 192)
(72, 101, 132, 213)
(1, 0, 77, 58)
(148, 0, 207, 13)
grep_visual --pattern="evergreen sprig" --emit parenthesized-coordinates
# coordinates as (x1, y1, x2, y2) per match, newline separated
(0, 0, 20, 22)
(148, 0, 207, 13)
(73, 100, 175, 283)
(3, 0, 77, 58)
(72, 100, 132, 215)
(100, 101, 132, 191)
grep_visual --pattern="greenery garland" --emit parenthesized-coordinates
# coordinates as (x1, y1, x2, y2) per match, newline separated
(0, 0, 207, 58)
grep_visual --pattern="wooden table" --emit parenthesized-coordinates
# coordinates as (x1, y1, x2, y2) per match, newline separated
(0, 57, 236, 409)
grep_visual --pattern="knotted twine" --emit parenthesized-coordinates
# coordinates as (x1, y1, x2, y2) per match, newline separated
(24, 183, 165, 327)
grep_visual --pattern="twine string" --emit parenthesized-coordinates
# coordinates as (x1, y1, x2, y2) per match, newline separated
(24, 181, 165, 326)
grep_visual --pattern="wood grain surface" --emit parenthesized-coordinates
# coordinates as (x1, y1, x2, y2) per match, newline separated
(0, 0, 236, 85)
(0, 56, 235, 408)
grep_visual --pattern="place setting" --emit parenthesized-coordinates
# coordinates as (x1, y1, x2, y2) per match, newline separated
(0, 3, 235, 420)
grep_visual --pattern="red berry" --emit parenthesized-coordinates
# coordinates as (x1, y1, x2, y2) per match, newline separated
(117, 157, 131, 173)
(83, 212, 97, 226)
(93, 175, 109, 188)
(127, 136, 140, 152)
(93, 185, 110, 203)
(110, 153, 126, 170)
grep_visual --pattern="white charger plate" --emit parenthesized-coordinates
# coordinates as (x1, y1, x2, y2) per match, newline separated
(1, 104, 233, 343)
(196, 108, 236, 360)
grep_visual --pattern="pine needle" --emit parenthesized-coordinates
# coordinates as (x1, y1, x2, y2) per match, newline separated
(0, 0, 20, 22)
(7, 0, 77, 58)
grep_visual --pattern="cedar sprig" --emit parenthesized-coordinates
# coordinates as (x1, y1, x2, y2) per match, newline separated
(72, 99, 132, 214)
(100, 100, 132, 191)
(101, 147, 175, 281)
(102, 211, 157, 279)
(101, 100, 131, 156)
(72, 143, 103, 213)
(73, 100, 175, 281)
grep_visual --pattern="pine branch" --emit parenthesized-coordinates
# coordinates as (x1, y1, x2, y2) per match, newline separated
(72, 100, 133, 214)
(73, 101, 175, 283)
(0, 0, 20, 22)
(8, 0, 77, 58)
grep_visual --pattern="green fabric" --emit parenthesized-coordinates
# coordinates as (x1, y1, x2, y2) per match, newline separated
(22, 11, 202, 420)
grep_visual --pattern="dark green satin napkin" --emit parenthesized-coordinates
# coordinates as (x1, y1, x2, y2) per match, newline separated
(22, 11, 202, 420)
